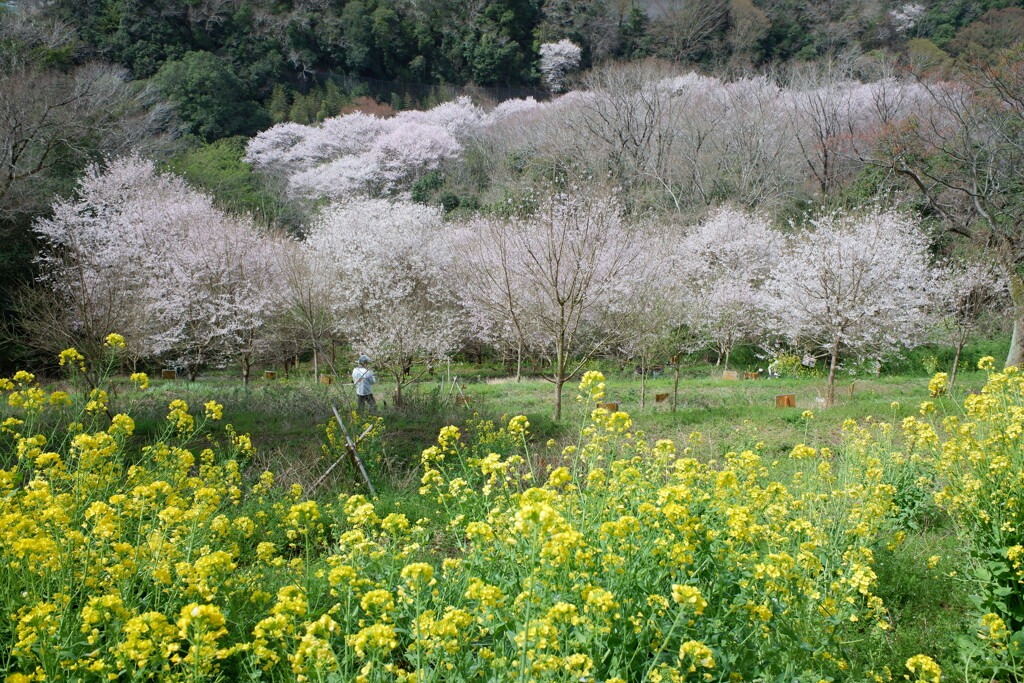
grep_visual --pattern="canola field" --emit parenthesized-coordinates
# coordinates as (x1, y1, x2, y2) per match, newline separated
(1, 346, 1023, 682)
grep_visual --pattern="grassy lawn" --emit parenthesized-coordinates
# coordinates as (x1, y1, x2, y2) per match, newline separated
(119, 363, 984, 489)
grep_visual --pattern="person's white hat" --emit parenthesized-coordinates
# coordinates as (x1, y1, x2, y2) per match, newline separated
(358, 354, 371, 364)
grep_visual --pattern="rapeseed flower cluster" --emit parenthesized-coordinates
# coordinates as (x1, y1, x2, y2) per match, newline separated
(6, 354, 1020, 682)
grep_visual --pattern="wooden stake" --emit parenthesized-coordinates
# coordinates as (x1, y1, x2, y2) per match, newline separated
(312, 405, 376, 497)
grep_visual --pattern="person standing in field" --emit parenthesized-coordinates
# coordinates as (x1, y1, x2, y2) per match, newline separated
(352, 354, 377, 410)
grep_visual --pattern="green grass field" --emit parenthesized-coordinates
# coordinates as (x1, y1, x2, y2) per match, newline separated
(122, 363, 984, 483)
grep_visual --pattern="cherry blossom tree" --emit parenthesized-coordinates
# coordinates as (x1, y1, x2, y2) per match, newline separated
(277, 240, 337, 380)
(158, 222, 286, 384)
(459, 192, 648, 420)
(766, 207, 936, 407)
(931, 259, 1007, 387)
(467, 64, 936, 215)
(785, 63, 936, 196)
(34, 156, 285, 382)
(33, 156, 182, 366)
(539, 40, 582, 93)
(246, 98, 480, 201)
(612, 225, 698, 409)
(302, 199, 464, 404)
(678, 207, 784, 370)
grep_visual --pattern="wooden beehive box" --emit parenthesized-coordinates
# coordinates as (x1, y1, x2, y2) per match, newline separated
(775, 394, 796, 408)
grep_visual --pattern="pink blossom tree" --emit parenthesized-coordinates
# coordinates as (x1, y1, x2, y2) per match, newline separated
(766, 207, 936, 406)
(302, 199, 464, 404)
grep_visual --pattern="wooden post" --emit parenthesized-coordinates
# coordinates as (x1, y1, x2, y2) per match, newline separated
(161, 369, 177, 380)
(325, 405, 376, 497)
(775, 394, 796, 408)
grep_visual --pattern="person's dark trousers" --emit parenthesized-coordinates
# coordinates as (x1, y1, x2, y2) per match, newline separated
(358, 393, 376, 410)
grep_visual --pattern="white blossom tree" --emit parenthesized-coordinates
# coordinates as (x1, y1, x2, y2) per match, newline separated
(303, 199, 464, 404)
(163, 223, 286, 385)
(33, 156, 204, 367)
(612, 224, 698, 409)
(931, 258, 1007, 387)
(246, 98, 480, 201)
(459, 192, 647, 420)
(34, 156, 285, 382)
(539, 40, 582, 93)
(277, 240, 337, 380)
(766, 207, 936, 406)
(678, 207, 784, 370)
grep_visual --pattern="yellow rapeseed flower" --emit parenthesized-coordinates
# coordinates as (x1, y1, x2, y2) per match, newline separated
(671, 584, 708, 615)
(58, 348, 85, 371)
(508, 415, 529, 435)
(204, 401, 224, 420)
(978, 613, 1009, 643)
(400, 562, 437, 589)
(905, 654, 941, 683)
(928, 373, 948, 397)
(104, 333, 126, 349)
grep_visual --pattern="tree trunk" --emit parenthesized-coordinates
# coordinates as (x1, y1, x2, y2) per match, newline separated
(826, 339, 840, 408)
(553, 337, 565, 421)
(1008, 309, 1024, 368)
(672, 363, 680, 412)
(724, 348, 731, 373)
(394, 379, 404, 407)
(950, 342, 964, 389)
(553, 376, 564, 421)
(313, 348, 319, 382)
(640, 359, 647, 408)
(1006, 273, 1024, 368)
(516, 340, 523, 383)
(242, 360, 250, 386)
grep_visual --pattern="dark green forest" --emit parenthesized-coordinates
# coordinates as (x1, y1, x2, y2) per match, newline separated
(14, 0, 1024, 135)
